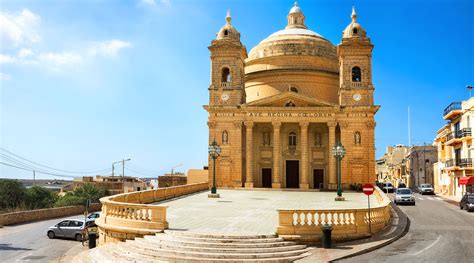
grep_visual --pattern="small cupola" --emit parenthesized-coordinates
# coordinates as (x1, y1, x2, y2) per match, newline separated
(342, 6, 368, 39)
(286, 2, 307, 29)
(216, 9, 241, 41)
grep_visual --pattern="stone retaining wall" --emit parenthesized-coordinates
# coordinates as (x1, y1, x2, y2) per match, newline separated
(0, 203, 101, 226)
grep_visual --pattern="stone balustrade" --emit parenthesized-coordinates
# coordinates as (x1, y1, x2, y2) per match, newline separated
(277, 188, 391, 243)
(97, 182, 209, 244)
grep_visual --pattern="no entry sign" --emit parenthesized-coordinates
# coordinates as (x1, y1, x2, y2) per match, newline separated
(363, 184, 375, 196)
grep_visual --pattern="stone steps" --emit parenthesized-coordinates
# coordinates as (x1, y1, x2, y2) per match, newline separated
(77, 231, 312, 262)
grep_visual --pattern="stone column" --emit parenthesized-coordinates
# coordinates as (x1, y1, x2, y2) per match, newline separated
(328, 121, 337, 190)
(245, 121, 254, 188)
(233, 121, 243, 188)
(272, 121, 282, 188)
(300, 121, 309, 189)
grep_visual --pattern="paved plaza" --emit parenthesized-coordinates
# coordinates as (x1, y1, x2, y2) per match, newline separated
(154, 189, 380, 235)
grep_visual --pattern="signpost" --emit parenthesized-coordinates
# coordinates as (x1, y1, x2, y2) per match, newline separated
(362, 184, 375, 235)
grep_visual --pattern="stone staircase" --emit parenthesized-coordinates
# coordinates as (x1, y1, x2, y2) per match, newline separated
(74, 230, 313, 262)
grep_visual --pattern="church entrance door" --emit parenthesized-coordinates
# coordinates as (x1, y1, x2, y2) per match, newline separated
(286, 160, 299, 188)
(313, 169, 324, 189)
(262, 168, 272, 188)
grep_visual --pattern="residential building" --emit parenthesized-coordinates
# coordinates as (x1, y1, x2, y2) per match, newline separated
(74, 175, 146, 195)
(376, 145, 409, 187)
(434, 97, 474, 199)
(206, 4, 378, 190)
(158, 173, 187, 188)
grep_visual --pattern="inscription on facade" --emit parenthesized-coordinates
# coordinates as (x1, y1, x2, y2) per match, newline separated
(247, 112, 332, 118)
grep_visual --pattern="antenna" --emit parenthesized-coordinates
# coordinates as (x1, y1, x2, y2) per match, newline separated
(467, 85, 473, 98)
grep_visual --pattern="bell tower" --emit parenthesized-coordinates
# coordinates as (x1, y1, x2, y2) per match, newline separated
(338, 7, 374, 106)
(208, 10, 247, 106)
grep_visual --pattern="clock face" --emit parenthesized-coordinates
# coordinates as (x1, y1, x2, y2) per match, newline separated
(221, 93, 230, 102)
(353, 93, 362, 101)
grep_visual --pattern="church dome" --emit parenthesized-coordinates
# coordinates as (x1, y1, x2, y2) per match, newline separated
(244, 3, 339, 104)
(216, 10, 241, 41)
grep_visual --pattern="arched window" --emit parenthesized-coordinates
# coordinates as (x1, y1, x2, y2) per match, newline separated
(221, 67, 230, 83)
(285, 101, 296, 107)
(289, 132, 297, 146)
(353, 28, 358, 35)
(222, 130, 228, 144)
(224, 30, 228, 36)
(289, 87, 298, 93)
(352, 66, 361, 82)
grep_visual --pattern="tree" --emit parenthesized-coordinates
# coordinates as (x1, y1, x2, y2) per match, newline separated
(25, 186, 58, 210)
(0, 179, 26, 211)
(55, 183, 109, 207)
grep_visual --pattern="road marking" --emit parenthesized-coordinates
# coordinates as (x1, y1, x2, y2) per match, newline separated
(426, 197, 433, 200)
(417, 197, 424, 200)
(435, 197, 443, 201)
(408, 235, 441, 256)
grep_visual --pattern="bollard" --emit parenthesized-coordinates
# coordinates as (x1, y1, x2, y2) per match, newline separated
(321, 224, 333, 248)
(88, 233, 97, 249)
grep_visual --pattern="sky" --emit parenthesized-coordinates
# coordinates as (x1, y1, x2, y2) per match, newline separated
(1, 0, 473, 180)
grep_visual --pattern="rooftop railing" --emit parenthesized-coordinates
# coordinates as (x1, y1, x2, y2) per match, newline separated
(443, 102, 462, 117)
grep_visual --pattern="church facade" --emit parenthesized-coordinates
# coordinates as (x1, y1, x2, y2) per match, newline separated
(205, 3, 379, 190)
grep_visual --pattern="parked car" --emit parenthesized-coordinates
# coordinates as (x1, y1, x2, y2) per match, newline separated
(87, 212, 101, 221)
(381, 182, 394, 193)
(47, 219, 92, 241)
(394, 188, 415, 205)
(417, 184, 434, 195)
(397, 182, 407, 189)
(460, 194, 474, 212)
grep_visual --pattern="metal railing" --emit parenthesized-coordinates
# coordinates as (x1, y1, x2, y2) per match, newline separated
(446, 158, 473, 168)
(443, 102, 462, 117)
(446, 128, 472, 141)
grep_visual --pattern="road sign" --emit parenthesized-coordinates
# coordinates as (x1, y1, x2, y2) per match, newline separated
(362, 184, 375, 196)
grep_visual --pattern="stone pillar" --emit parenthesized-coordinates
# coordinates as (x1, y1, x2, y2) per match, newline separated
(245, 121, 254, 188)
(272, 121, 282, 188)
(300, 121, 309, 189)
(328, 121, 337, 190)
(233, 121, 243, 188)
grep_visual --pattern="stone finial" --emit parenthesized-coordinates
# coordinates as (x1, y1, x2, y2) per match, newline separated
(351, 6, 357, 23)
(226, 9, 232, 24)
(294, 2, 298, 7)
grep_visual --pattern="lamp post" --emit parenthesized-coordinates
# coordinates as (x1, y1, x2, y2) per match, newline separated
(332, 142, 346, 201)
(208, 139, 221, 198)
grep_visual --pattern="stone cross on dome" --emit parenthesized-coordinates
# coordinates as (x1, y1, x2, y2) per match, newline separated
(226, 9, 231, 24)
(351, 6, 357, 22)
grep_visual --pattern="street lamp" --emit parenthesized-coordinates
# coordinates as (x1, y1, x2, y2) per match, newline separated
(332, 142, 346, 201)
(208, 139, 221, 198)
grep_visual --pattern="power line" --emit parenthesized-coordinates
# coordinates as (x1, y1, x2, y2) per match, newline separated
(124, 167, 157, 177)
(0, 162, 76, 178)
(0, 148, 110, 174)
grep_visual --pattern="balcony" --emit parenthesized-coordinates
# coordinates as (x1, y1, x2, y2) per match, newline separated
(446, 158, 473, 169)
(443, 102, 462, 120)
(445, 128, 472, 145)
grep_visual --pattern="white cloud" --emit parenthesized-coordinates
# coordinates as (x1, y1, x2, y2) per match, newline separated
(38, 52, 83, 68)
(87, 40, 132, 58)
(0, 54, 17, 64)
(0, 72, 12, 80)
(18, 48, 34, 58)
(0, 9, 41, 49)
(140, 0, 157, 6)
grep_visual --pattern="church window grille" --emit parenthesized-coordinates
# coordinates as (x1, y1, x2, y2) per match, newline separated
(352, 66, 361, 82)
(290, 87, 298, 93)
(221, 67, 230, 83)
(285, 101, 296, 107)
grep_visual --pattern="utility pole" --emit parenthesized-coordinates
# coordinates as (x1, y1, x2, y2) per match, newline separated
(33, 170, 36, 186)
(423, 142, 427, 185)
(112, 159, 131, 193)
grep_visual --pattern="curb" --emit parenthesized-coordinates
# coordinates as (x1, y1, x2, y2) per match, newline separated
(330, 203, 411, 262)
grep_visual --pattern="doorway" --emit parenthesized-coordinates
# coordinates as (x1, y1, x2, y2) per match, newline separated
(313, 169, 324, 189)
(262, 168, 272, 188)
(286, 160, 299, 188)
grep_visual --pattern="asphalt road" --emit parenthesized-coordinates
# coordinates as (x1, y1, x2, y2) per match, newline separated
(0, 215, 87, 262)
(338, 193, 474, 263)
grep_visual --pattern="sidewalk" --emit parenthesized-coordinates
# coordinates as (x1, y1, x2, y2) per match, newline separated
(435, 192, 461, 204)
(296, 203, 409, 262)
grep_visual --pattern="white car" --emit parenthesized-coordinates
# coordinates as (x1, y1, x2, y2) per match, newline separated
(418, 184, 434, 195)
(394, 188, 415, 205)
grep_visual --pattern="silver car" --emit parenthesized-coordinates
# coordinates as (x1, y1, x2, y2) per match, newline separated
(418, 183, 434, 195)
(394, 188, 415, 205)
(47, 219, 90, 241)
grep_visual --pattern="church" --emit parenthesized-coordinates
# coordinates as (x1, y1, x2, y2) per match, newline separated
(205, 3, 379, 190)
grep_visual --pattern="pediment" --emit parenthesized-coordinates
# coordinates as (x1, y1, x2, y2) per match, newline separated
(244, 91, 336, 108)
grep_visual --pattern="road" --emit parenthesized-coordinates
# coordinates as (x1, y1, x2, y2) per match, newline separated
(338, 193, 474, 263)
(0, 215, 87, 262)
